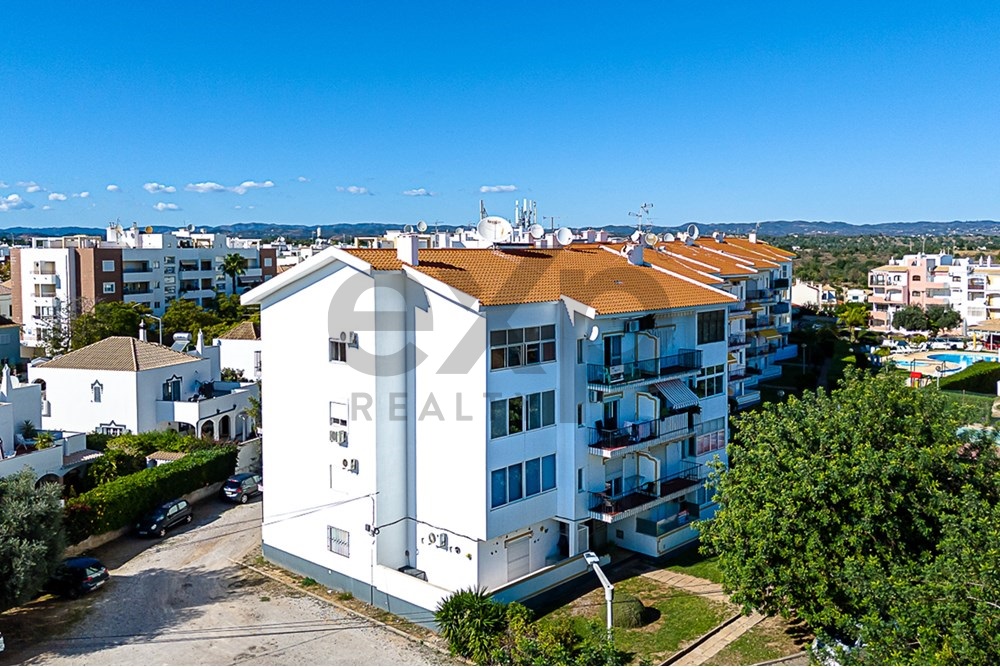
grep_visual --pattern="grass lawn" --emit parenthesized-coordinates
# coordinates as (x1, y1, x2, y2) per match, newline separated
(660, 549, 724, 584)
(704, 616, 812, 666)
(539, 573, 732, 665)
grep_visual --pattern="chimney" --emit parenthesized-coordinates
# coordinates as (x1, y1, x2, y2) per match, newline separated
(138, 320, 148, 342)
(748, 231, 758, 244)
(623, 243, 644, 266)
(396, 233, 419, 266)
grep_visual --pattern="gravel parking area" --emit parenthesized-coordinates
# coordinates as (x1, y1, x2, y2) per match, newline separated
(1, 496, 450, 666)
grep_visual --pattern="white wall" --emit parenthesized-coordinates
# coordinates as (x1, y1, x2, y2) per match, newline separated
(216, 338, 262, 380)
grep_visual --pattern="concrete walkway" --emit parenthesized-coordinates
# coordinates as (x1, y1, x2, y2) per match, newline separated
(630, 566, 766, 665)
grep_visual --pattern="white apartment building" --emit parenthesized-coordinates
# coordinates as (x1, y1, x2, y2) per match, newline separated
(11, 224, 278, 349)
(243, 234, 795, 618)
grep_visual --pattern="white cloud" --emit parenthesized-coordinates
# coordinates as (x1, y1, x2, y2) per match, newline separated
(106, 184, 121, 192)
(403, 188, 433, 197)
(297, 176, 310, 182)
(75, 191, 90, 198)
(143, 182, 176, 194)
(153, 202, 181, 211)
(479, 184, 517, 193)
(186, 181, 228, 193)
(48, 192, 67, 201)
(0, 181, 8, 188)
(42, 205, 52, 211)
(0, 194, 34, 211)
(19, 181, 43, 193)
(231, 179, 274, 195)
(336, 185, 371, 195)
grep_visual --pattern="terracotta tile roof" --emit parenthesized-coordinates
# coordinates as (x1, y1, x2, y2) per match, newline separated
(0, 283, 10, 296)
(343, 246, 734, 314)
(653, 242, 760, 277)
(38, 336, 200, 372)
(639, 248, 729, 285)
(713, 237, 796, 261)
(872, 265, 909, 272)
(219, 321, 260, 340)
(146, 451, 186, 462)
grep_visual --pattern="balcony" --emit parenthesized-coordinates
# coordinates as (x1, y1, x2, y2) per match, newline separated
(746, 317, 772, 330)
(30, 273, 58, 285)
(589, 463, 702, 523)
(728, 301, 752, 319)
(772, 278, 790, 289)
(728, 333, 748, 348)
(587, 349, 701, 389)
(588, 413, 695, 459)
(732, 389, 761, 408)
(155, 382, 257, 428)
(635, 501, 703, 537)
(122, 285, 152, 296)
(746, 289, 776, 304)
(729, 364, 750, 381)
(771, 302, 790, 315)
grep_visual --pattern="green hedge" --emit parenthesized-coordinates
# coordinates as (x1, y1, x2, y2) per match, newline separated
(937, 361, 1000, 394)
(63, 446, 237, 544)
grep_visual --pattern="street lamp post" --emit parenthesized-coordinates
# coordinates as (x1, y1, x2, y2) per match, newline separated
(584, 551, 614, 642)
(145, 315, 163, 345)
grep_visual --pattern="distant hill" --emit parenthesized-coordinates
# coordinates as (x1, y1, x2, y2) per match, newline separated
(5, 219, 1000, 240)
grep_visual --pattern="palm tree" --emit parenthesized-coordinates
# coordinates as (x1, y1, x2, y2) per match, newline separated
(838, 304, 869, 343)
(222, 253, 248, 294)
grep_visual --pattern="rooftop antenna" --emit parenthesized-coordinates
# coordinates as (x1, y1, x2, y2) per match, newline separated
(628, 202, 653, 233)
(543, 215, 560, 232)
(480, 200, 487, 219)
(515, 199, 536, 229)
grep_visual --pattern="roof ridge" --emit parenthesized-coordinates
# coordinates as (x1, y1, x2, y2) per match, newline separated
(130, 337, 139, 371)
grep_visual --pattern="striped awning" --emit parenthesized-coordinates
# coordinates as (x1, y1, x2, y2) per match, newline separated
(756, 328, 782, 340)
(750, 304, 765, 311)
(651, 379, 700, 411)
(727, 354, 737, 364)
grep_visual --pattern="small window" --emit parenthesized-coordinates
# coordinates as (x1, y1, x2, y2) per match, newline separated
(264, 257, 273, 267)
(91, 381, 103, 403)
(576, 338, 584, 364)
(102, 260, 115, 272)
(329, 340, 347, 362)
(577, 403, 583, 427)
(542, 454, 556, 491)
(103, 282, 116, 294)
(327, 526, 350, 556)
(577, 467, 585, 492)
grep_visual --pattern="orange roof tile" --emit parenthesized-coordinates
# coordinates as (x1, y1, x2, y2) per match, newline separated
(653, 242, 760, 277)
(708, 237, 796, 262)
(343, 245, 734, 315)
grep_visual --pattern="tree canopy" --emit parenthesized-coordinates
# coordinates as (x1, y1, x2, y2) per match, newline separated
(0, 470, 66, 610)
(71, 301, 151, 349)
(222, 253, 248, 294)
(925, 304, 961, 336)
(891, 304, 928, 332)
(699, 369, 1000, 664)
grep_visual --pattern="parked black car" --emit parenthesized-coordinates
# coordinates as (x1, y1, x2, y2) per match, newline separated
(44, 556, 110, 598)
(221, 473, 262, 504)
(135, 498, 193, 537)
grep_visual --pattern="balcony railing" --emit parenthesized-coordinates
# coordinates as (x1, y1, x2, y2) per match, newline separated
(729, 364, 749, 381)
(728, 333, 748, 347)
(772, 278, 790, 289)
(746, 317, 771, 330)
(635, 501, 702, 537)
(746, 289, 776, 302)
(587, 349, 702, 387)
(589, 462, 702, 522)
(588, 413, 694, 458)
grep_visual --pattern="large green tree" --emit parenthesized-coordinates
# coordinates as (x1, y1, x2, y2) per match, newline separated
(71, 301, 151, 349)
(699, 369, 1000, 664)
(925, 304, 962, 337)
(891, 304, 928, 332)
(835, 303, 869, 342)
(0, 470, 66, 609)
(222, 253, 248, 294)
(161, 298, 222, 343)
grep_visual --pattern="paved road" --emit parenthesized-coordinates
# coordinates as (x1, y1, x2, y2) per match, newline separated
(3, 497, 448, 666)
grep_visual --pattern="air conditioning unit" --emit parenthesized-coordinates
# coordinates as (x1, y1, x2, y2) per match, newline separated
(329, 430, 348, 444)
(341, 458, 358, 473)
(348, 332, 359, 348)
(626, 320, 640, 333)
(588, 389, 603, 403)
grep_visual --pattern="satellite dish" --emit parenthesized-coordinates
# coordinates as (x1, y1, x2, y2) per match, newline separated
(555, 227, 574, 246)
(644, 232, 659, 246)
(403, 224, 414, 233)
(456, 227, 464, 235)
(416, 220, 428, 233)
(187, 223, 195, 232)
(588, 324, 600, 341)
(687, 224, 700, 240)
(476, 216, 513, 243)
(630, 230, 642, 243)
(200, 228, 207, 233)
(662, 232, 675, 243)
(528, 224, 545, 239)
(144, 226, 153, 234)
(712, 231, 720, 240)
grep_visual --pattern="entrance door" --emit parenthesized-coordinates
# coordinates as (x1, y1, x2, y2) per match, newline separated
(507, 536, 530, 581)
(603, 399, 619, 430)
(604, 335, 622, 367)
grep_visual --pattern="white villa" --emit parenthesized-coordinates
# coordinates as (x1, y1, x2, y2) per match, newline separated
(243, 231, 795, 619)
(29, 331, 258, 440)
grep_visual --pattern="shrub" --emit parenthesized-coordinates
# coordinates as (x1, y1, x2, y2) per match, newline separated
(106, 430, 212, 457)
(611, 593, 647, 629)
(938, 361, 1000, 394)
(63, 445, 236, 543)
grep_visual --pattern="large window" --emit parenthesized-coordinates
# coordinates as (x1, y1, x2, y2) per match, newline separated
(695, 364, 725, 398)
(329, 340, 347, 362)
(490, 454, 556, 509)
(695, 429, 726, 455)
(490, 325, 556, 370)
(162, 376, 181, 401)
(697, 310, 725, 344)
(327, 526, 350, 557)
(491, 391, 554, 439)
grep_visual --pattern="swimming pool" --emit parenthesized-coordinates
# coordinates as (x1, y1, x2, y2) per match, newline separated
(893, 351, 999, 375)
(927, 352, 999, 367)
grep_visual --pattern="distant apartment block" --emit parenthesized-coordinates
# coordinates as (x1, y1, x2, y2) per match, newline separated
(11, 224, 278, 349)
(242, 230, 794, 618)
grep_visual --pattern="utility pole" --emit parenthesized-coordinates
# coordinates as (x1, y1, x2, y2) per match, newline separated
(543, 215, 560, 232)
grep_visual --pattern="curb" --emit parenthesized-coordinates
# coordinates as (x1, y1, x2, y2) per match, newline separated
(660, 613, 742, 666)
(755, 650, 807, 665)
(230, 558, 461, 662)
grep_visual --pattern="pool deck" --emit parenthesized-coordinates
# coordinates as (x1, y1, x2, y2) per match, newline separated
(890, 349, 1000, 376)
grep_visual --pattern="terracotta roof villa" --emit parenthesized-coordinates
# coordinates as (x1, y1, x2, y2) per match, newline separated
(39, 337, 199, 372)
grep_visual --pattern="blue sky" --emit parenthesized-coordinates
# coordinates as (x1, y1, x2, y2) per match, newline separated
(3, 2, 1000, 229)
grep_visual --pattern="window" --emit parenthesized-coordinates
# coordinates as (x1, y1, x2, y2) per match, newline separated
(91, 381, 103, 403)
(697, 310, 725, 344)
(576, 338, 584, 364)
(164, 256, 175, 265)
(102, 260, 115, 272)
(695, 364, 725, 398)
(491, 455, 557, 508)
(264, 257, 273, 267)
(577, 403, 583, 427)
(526, 390, 555, 431)
(103, 282, 116, 294)
(489, 325, 556, 370)
(254, 351, 262, 375)
(577, 467, 585, 492)
(162, 376, 181, 401)
(329, 340, 347, 362)
(330, 401, 348, 445)
(327, 526, 350, 557)
(98, 421, 126, 436)
(696, 429, 726, 455)
(912, 275, 921, 281)
(490, 396, 523, 439)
